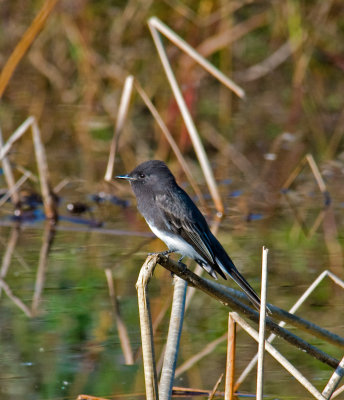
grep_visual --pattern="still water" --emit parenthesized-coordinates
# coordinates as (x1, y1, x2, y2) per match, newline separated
(0, 175, 343, 400)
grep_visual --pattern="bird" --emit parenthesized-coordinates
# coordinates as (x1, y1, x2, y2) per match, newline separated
(117, 160, 262, 311)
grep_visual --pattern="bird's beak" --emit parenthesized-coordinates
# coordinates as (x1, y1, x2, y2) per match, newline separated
(116, 174, 136, 181)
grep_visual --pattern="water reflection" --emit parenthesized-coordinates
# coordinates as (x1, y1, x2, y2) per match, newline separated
(0, 194, 343, 399)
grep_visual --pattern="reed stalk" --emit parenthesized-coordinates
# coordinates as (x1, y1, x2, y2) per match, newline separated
(159, 276, 187, 400)
(256, 246, 268, 400)
(0, 0, 58, 98)
(148, 19, 224, 214)
(0, 128, 21, 209)
(31, 119, 57, 220)
(234, 268, 344, 390)
(105, 75, 134, 182)
(224, 314, 236, 400)
(136, 255, 159, 400)
(230, 312, 325, 400)
(156, 254, 341, 369)
(134, 81, 208, 212)
(322, 356, 344, 399)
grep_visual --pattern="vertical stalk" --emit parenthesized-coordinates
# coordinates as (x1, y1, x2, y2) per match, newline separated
(31, 119, 57, 220)
(225, 313, 236, 400)
(159, 276, 187, 400)
(105, 75, 134, 181)
(0, 127, 20, 209)
(148, 21, 224, 215)
(136, 256, 159, 400)
(256, 246, 269, 400)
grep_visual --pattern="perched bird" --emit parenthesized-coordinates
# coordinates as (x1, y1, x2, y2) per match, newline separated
(117, 160, 262, 310)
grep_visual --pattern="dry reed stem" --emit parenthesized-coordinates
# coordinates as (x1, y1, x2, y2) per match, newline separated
(15, 165, 39, 183)
(159, 276, 187, 400)
(148, 17, 245, 99)
(188, 264, 344, 349)
(208, 373, 224, 400)
(0, 0, 58, 98)
(0, 117, 57, 219)
(180, 12, 267, 71)
(31, 119, 57, 220)
(134, 81, 208, 212)
(176, 268, 344, 385)
(105, 75, 134, 182)
(281, 156, 308, 190)
(136, 255, 159, 400)
(332, 384, 344, 399)
(0, 172, 31, 209)
(157, 255, 341, 368)
(0, 128, 20, 208)
(0, 117, 35, 161)
(306, 154, 327, 193)
(105, 268, 134, 365)
(224, 314, 236, 400)
(322, 356, 344, 399)
(235, 269, 344, 391)
(148, 18, 224, 214)
(230, 312, 326, 400)
(256, 246, 268, 400)
(283, 153, 329, 201)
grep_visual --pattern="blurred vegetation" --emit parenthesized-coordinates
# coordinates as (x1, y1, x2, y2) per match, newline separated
(1, 0, 344, 399)
(1, 0, 344, 180)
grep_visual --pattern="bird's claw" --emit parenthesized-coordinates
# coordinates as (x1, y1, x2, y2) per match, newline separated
(148, 250, 173, 257)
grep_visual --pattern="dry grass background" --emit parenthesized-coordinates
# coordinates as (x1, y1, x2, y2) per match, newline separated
(1, 0, 343, 181)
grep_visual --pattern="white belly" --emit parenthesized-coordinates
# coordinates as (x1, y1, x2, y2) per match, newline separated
(147, 222, 201, 260)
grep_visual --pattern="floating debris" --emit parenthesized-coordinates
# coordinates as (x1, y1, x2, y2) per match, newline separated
(66, 201, 90, 215)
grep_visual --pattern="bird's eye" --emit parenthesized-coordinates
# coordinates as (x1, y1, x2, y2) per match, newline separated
(139, 173, 145, 179)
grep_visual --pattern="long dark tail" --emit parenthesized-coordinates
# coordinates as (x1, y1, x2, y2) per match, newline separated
(208, 231, 270, 313)
(228, 267, 261, 311)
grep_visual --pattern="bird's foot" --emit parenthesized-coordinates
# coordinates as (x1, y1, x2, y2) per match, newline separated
(148, 250, 174, 257)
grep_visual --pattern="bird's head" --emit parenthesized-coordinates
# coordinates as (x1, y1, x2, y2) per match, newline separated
(116, 160, 176, 190)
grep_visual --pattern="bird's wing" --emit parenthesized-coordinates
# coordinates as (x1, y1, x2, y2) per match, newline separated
(155, 190, 215, 265)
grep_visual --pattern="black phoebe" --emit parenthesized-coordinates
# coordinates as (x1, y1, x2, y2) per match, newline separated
(117, 160, 262, 310)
